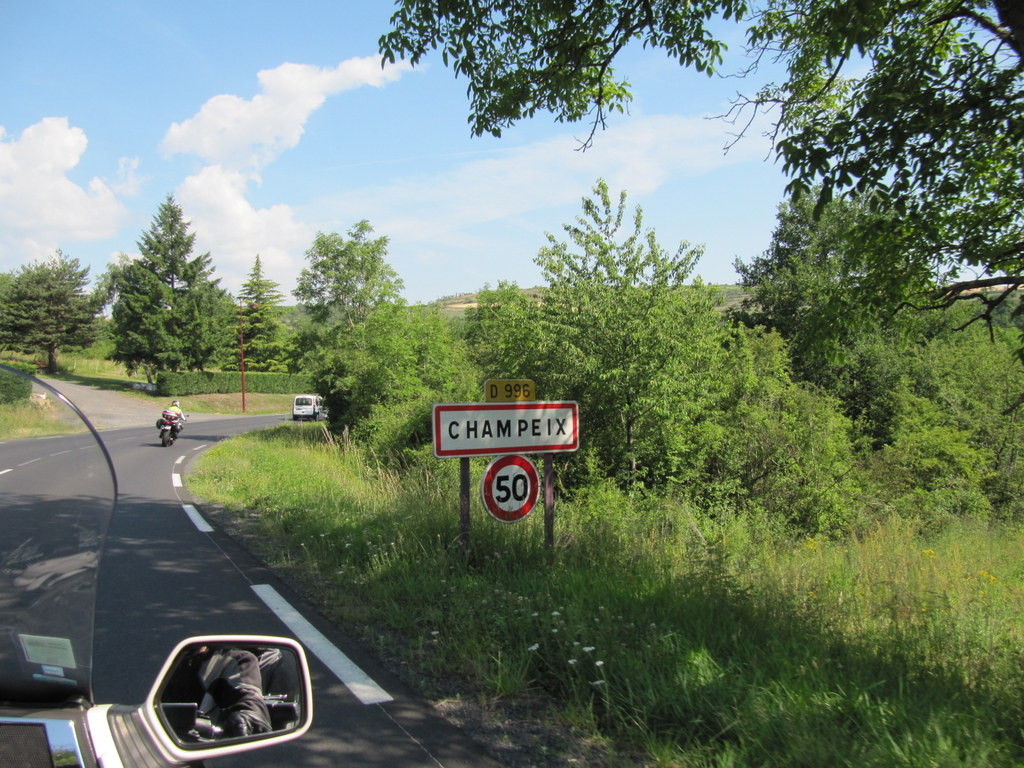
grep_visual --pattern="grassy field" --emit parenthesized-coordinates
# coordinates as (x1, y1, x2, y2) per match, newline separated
(187, 426, 1024, 767)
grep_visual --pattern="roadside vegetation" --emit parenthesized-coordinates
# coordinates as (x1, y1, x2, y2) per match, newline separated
(189, 425, 1024, 767)
(184, 183, 1024, 767)
(0, 396, 86, 439)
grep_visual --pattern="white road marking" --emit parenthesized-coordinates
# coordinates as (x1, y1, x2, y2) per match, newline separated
(0, 468, 11, 476)
(172, 473, 183, 487)
(251, 583, 393, 705)
(182, 504, 213, 532)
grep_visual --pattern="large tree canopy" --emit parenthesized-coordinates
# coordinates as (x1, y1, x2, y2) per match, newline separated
(381, 0, 1024, 324)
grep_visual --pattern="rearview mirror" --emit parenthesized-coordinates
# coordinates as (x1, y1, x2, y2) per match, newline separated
(143, 635, 313, 762)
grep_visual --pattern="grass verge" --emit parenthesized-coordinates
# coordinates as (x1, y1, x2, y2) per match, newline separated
(187, 426, 1024, 767)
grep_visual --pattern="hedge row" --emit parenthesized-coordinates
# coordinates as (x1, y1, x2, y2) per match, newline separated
(156, 371, 312, 396)
(0, 361, 39, 376)
(0, 367, 33, 405)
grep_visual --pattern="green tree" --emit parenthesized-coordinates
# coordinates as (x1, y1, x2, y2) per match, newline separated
(234, 255, 288, 372)
(733, 193, 875, 371)
(293, 222, 415, 431)
(380, 0, 744, 143)
(381, 0, 1024, 328)
(684, 327, 859, 533)
(756, 0, 1024, 324)
(107, 195, 229, 380)
(293, 222, 403, 331)
(0, 251, 101, 374)
(734, 193, 986, 448)
(883, 317, 1024, 521)
(323, 303, 479, 456)
(0, 272, 13, 354)
(532, 180, 722, 487)
(464, 281, 543, 379)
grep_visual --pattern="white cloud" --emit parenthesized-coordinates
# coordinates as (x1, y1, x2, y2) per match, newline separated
(161, 56, 411, 171)
(0, 117, 126, 267)
(110, 156, 143, 197)
(319, 112, 772, 247)
(161, 57, 777, 302)
(164, 56, 414, 296)
(298, 111, 779, 299)
(176, 165, 312, 296)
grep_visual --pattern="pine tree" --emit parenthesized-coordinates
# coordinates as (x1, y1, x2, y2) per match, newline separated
(108, 195, 229, 380)
(235, 255, 288, 372)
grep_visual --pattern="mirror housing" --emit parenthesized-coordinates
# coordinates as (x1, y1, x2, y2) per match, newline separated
(142, 635, 313, 762)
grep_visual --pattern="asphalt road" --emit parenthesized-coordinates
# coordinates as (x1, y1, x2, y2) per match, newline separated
(33, 378, 507, 768)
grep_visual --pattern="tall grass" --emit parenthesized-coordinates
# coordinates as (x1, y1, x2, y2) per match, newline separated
(189, 427, 1024, 767)
(0, 398, 87, 439)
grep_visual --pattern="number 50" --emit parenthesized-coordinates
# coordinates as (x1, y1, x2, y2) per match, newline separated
(496, 472, 529, 503)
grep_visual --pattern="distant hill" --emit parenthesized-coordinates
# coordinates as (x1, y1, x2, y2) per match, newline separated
(278, 285, 750, 318)
(433, 285, 749, 315)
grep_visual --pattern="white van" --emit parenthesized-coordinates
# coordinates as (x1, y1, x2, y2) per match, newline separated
(292, 394, 325, 421)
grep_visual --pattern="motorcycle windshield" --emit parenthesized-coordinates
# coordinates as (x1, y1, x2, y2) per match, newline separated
(0, 366, 117, 706)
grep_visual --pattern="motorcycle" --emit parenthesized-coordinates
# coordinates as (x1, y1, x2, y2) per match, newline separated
(0, 364, 313, 766)
(157, 410, 188, 446)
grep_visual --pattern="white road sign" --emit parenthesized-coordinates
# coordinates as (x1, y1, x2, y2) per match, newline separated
(433, 401, 579, 458)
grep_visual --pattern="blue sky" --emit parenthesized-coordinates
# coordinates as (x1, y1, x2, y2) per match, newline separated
(1, 1, 789, 305)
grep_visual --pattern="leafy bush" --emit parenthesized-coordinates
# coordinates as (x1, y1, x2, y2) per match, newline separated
(670, 329, 862, 534)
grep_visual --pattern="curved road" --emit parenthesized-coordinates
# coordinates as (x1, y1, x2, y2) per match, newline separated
(41, 378, 504, 768)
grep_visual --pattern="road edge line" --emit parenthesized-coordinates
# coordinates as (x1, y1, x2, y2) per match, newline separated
(251, 583, 394, 705)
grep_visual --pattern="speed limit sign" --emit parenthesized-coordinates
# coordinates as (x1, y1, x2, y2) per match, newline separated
(481, 454, 540, 522)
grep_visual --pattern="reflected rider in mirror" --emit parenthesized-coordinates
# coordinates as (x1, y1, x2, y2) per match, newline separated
(186, 646, 274, 740)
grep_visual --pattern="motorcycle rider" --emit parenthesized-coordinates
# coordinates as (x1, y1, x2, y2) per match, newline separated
(166, 400, 185, 431)
(157, 400, 187, 441)
(174, 645, 274, 740)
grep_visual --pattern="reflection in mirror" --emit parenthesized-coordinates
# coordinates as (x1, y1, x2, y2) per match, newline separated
(157, 640, 307, 747)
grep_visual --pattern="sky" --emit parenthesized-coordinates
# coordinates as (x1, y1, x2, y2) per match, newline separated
(1, 1, 790, 305)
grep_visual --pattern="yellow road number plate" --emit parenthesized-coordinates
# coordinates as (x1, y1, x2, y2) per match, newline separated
(485, 379, 536, 402)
